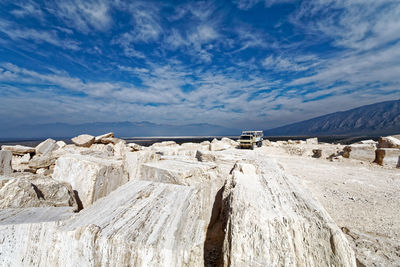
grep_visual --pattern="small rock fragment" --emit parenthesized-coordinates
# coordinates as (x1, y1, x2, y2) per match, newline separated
(71, 134, 95, 147)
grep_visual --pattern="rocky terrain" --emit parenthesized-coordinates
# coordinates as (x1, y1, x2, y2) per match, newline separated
(0, 133, 399, 266)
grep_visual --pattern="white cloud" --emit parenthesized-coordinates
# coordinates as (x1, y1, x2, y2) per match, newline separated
(10, 1, 44, 19)
(48, 0, 112, 33)
(262, 54, 316, 72)
(291, 0, 400, 51)
(233, 0, 296, 10)
(0, 19, 80, 50)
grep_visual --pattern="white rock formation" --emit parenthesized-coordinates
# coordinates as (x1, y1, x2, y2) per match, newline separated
(343, 143, 376, 162)
(0, 175, 77, 209)
(1, 145, 35, 155)
(11, 153, 30, 172)
(139, 159, 217, 186)
(95, 132, 114, 143)
(35, 138, 59, 155)
(306, 137, 318, 145)
(0, 150, 12, 175)
(0, 180, 208, 266)
(28, 154, 57, 170)
(196, 150, 216, 162)
(124, 150, 161, 180)
(53, 154, 128, 208)
(56, 140, 67, 149)
(220, 159, 356, 266)
(209, 140, 231, 151)
(71, 134, 95, 147)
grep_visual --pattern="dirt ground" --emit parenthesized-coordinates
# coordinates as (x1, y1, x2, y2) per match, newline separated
(257, 145, 400, 266)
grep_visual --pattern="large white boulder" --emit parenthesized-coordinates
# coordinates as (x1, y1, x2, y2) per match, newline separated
(219, 159, 356, 266)
(0, 180, 209, 266)
(35, 138, 59, 156)
(71, 134, 95, 147)
(1, 145, 35, 155)
(306, 137, 318, 145)
(0, 175, 77, 209)
(52, 154, 128, 208)
(342, 144, 376, 162)
(0, 150, 12, 175)
(209, 141, 231, 151)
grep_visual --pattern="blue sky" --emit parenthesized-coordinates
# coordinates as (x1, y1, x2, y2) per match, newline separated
(0, 0, 399, 130)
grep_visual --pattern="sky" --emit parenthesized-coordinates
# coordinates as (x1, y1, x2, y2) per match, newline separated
(0, 0, 400, 131)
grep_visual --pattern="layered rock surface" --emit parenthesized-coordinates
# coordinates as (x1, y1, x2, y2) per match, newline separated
(6, 133, 400, 266)
(219, 158, 355, 267)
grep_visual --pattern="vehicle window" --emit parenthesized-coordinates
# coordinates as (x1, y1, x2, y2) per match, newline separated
(240, 136, 251, 140)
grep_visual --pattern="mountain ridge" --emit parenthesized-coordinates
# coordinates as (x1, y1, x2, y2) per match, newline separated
(264, 99, 400, 136)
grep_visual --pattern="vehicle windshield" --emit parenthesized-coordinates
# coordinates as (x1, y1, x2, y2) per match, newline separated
(240, 135, 251, 140)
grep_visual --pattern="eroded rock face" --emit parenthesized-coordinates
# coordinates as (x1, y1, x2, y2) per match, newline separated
(220, 160, 356, 266)
(53, 154, 128, 208)
(1, 145, 35, 155)
(71, 134, 95, 147)
(0, 150, 12, 175)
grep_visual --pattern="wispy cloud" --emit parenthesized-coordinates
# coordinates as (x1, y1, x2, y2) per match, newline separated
(47, 0, 112, 33)
(0, 19, 80, 50)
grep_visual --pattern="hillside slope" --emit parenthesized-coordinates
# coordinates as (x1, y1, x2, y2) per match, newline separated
(264, 100, 400, 136)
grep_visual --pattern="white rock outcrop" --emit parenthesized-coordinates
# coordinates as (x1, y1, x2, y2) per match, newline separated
(343, 143, 376, 162)
(71, 134, 95, 147)
(11, 153, 30, 172)
(95, 132, 114, 143)
(35, 138, 59, 155)
(219, 159, 356, 266)
(0, 180, 208, 266)
(0, 175, 77, 209)
(0, 150, 12, 175)
(306, 137, 318, 145)
(53, 154, 128, 208)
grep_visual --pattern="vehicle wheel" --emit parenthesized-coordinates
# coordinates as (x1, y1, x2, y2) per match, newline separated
(251, 143, 254, 150)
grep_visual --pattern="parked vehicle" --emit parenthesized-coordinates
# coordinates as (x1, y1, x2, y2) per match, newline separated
(238, 131, 263, 150)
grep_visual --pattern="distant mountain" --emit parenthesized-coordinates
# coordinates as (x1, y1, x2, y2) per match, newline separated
(264, 100, 400, 136)
(0, 121, 240, 140)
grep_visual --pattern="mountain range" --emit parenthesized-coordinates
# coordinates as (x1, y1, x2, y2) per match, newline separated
(264, 99, 400, 136)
